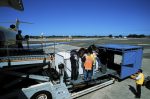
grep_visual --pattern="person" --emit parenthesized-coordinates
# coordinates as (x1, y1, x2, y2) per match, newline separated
(9, 24, 17, 31)
(25, 35, 30, 49)
(70, 50, 79, 80)
(99, 48, 107, 74)
(16, 30, 23, 49)
(131, 69, 145, 98)
(90, 51, 97, 76)
(83, 50, 94, 81)
(88, 45, 101, 71)
(78, 48, 87, 76)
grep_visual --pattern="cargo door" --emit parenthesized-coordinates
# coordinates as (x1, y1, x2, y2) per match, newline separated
(121, 51, 137, 79)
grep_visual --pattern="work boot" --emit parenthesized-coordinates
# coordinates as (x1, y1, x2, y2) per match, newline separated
(135, 95, 140, 99)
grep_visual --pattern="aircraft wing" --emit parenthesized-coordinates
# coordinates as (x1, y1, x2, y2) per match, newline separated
(0, 0, 24, 11)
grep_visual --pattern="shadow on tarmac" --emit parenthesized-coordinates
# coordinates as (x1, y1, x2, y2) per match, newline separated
(128, 85, 137, 96)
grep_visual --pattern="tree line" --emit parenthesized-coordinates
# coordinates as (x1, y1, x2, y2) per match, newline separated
(28, 34, 149, 39)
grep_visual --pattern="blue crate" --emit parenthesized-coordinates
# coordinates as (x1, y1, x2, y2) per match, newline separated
(96, 44, 143, 79)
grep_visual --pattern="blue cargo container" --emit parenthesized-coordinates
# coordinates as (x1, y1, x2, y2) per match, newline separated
(96, 44, 143, 79)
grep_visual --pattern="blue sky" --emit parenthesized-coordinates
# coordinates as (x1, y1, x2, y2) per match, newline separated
(0, 0, 150, 36)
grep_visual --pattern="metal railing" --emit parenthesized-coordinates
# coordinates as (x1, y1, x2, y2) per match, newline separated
(0, 38, 98, 62)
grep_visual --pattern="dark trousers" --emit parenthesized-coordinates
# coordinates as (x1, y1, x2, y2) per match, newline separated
(136, 84, 141, 98)
(18, 43, 23, 49)
(71, 66, 78, 80)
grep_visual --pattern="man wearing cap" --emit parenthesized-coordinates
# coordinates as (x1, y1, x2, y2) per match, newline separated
(131, 69, 145, 98)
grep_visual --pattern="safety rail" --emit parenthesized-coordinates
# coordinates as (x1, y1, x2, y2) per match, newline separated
(0, 55, 49, 61)
(0, 38, 98, 62)
(71, 79, 115, 98)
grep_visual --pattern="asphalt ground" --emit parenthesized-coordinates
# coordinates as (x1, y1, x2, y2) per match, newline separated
(43, 38, 150, 59)
(70, 38, 150, 59)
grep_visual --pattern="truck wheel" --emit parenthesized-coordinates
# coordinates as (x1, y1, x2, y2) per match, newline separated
(31, 91, 52, 99)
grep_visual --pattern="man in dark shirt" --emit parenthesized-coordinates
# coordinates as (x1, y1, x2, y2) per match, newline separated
(16, 30, 23, 49)
(70, 50, 79, 80)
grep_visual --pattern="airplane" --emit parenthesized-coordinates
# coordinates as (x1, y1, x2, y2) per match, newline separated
(0, 0, 24, 47)
(0, 0, 24, 11)
(0, 0, 32, 47)
(0, 18, 33, 48)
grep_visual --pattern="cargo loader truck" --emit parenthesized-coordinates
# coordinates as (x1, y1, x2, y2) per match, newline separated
(0, 44, 143, 99)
